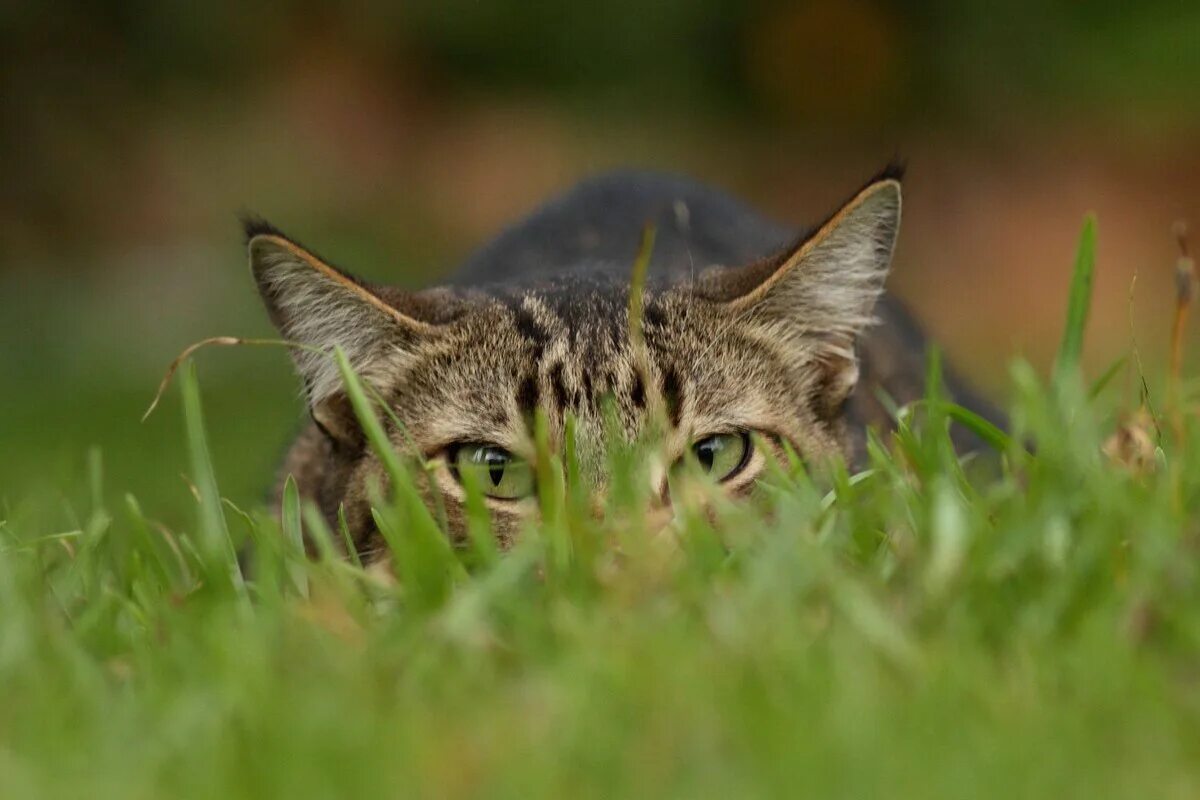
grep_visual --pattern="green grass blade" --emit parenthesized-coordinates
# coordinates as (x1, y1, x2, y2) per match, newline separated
(1054, 214, 1097, 384)
(1088, 355, 1127, 401)
(334, 348, 404, 482)
(337, 504, 364, 569)
(281, 475, 309, 598)
(179, 360, 246, 601)
(626, 223, 656, 352)
(944, 404, 1015, 453)
(457, 462, 499, 570)
(335, 347, 465, 604)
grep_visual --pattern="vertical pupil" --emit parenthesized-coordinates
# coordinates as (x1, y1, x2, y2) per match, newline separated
(482, 448, 507, 486)
(697, 440, 716, 471)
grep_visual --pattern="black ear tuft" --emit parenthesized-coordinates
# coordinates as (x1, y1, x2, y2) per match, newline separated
(784, 160, 905, 257)
(239, 213, 287, 245)
(870, 157, 907, 186)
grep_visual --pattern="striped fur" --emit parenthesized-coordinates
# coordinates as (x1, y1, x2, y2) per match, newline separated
(248, 168, 985, 562)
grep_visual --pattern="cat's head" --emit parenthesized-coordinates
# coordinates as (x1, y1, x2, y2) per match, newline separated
(247, 172, 901, 553)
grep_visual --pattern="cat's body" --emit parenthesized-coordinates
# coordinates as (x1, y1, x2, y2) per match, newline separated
(250, 167, 992, 561)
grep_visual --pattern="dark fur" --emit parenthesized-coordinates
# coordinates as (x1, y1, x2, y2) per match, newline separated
(449, 168, 989, 450)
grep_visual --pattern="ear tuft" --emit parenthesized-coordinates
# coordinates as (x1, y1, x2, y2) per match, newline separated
(868, 158, 906, 185)
(239, 213, 287, 245)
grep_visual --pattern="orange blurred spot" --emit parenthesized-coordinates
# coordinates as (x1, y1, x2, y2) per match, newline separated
(745, 0, 899, 123)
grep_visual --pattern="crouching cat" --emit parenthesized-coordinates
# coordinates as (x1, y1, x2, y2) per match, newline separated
(246, 166, 990, 560)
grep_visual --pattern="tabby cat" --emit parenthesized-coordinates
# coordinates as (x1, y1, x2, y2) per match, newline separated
(246, 165, 987, 559)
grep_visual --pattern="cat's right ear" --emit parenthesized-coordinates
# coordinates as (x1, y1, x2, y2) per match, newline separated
(245, 218, 434, 445)
(694, 170, 901, 419)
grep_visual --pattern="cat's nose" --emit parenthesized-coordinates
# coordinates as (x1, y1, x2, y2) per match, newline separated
(643, 504, 674, 536)
(647, 458, 670, 508)
(582, 465, 674, 534)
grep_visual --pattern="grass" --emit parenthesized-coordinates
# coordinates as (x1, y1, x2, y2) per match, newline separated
(2, 219, 1200, 799)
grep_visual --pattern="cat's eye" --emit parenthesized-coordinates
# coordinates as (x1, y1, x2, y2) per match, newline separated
(686, 432, 751, 482)
(451, 444, 535, 500)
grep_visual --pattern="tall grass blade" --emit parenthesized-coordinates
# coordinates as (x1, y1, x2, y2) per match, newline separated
(1088, 355, 1127, 401)
(335, 347, 465, 606)
(281, 475, 309, 598)
(179, 361, 246, 601)
(1054, 214, 1097, 384)
(945, 404, 1014, 453)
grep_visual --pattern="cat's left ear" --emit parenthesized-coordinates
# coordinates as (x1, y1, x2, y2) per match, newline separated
(698, 169, 902, 409)
(244, 219, 444, 445)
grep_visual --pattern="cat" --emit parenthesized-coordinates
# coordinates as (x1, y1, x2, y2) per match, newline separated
(246, 165, 992, 560)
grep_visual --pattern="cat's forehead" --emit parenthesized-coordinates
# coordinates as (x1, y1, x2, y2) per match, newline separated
(394, 264, 833, 467)
(486, 275, 651, 347)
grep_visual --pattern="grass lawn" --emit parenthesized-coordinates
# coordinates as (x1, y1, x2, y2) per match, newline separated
(1, 220, 1198, 799)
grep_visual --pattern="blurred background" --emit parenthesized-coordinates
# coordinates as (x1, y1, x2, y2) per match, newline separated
(3, 1, 1199, 523)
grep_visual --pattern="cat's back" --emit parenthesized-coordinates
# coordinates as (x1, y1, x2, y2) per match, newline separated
(451, 170, 796, 286)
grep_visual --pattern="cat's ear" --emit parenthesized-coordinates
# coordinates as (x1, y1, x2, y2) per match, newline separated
(698, 169, 901, 411)
(245, 219, 434, 444)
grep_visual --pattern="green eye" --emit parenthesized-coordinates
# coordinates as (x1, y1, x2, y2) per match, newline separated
(689, 432, 751, 481)
(451, 444, 535, 500)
